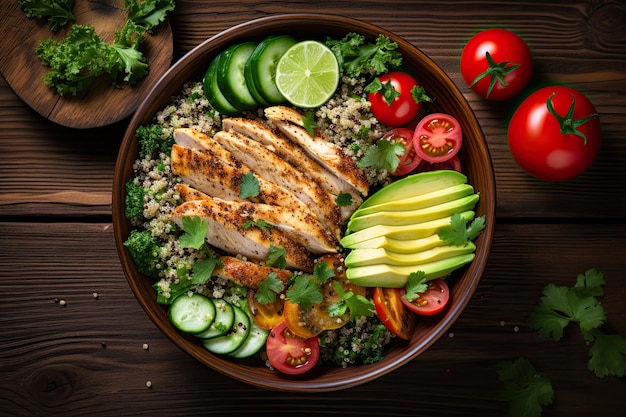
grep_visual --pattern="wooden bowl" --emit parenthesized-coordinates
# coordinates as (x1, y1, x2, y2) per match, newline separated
(112, 14, 496, 392)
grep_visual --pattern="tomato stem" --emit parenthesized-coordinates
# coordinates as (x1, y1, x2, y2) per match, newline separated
(468, 51, 520, 98)
(546, 92, 598, 145)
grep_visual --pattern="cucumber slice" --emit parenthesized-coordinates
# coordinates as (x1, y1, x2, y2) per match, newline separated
(194, 298, 235, 339)
(216, 42, 260, 111)
(201, 304, 251, 355)
(168, 293, 215, 334)
(229, 316, 269, 359)
(245, 35, 297, 104)
(203, 52, 239, 115)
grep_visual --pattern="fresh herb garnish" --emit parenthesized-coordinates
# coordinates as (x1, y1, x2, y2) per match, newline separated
(527, 268, 626, 378)
(438, 213, 485, 246)
(254, 272, 285, 304)
(265, 245, 286, 269)
(178, 216, 208, 250)
(239, 172, 260, 199)
(328, 280, 375, 321)
(302, 110, 317, 136)
(496, 357, 554, 417)
(325, 32, 403, 77)
(335, 192, 353, 207)
(285, 275, 323, 310)
(402, 271, 428, 302)
(19, 0, 75, 31)
(357, 138, 405, 172)
(242, 219, 274, 235)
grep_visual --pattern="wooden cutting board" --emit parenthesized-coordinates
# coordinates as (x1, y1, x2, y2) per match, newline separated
(0, 0, 173, 129)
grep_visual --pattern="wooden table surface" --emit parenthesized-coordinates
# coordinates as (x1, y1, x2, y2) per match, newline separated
(1, 1, 625, 416)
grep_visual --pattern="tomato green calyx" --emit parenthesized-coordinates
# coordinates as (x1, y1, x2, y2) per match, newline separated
(546, 92, 598, 145)
(468, 51, 520, 98)
(366, 77, 400, 106)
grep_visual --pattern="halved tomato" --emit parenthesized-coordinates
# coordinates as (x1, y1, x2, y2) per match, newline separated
(372, 287, 415, 340)
(413, 113, 462, 163)
(266, 321, 320, 375)
(383, 128, 422, 176)
(418, 155, 462, 173)
(400, 278, 450, 316)
(247, 289, 284, 330)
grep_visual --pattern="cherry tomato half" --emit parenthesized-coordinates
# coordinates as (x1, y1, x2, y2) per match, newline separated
(460, 28, 533, 101)
(400, 278, 450, 316)
(247, 289, 284, 330)
(382, 128, 422, 176)
(368, 72, 429, 127)
(372, 287, 415, 340)
(507, 85, 601, 182)
(413, 113, 462, 163)
(265, 321, 320, 375)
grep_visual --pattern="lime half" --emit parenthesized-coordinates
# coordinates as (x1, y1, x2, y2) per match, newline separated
(275, 40, 339, 108)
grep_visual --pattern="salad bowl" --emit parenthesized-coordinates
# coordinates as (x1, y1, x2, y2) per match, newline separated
(112, 13, 495, 392)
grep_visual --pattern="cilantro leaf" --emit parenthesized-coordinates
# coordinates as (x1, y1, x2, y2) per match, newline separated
(243, 219, 274, 235)
(402, 271, 428, 302)
(302, 110, 317, 136)
(328, 281, 375, 321)
(179, 216, 208, 250)
(586, 329, 626, 378)
(357, 139, 405, 172)
(438, 213, 485, 246)
(285, 275, 323, 310)
(335, 192, 353, 207)
(496, 358, 554, 417)
(265, 245, 286, 269)
(255, 272, 285, 305)
(239, 172, 260, 199)
(573, 268, 605, 298)
(365, 77, 399, 105)
(191, 257, 221, 285)
(313, 261, 335, 284)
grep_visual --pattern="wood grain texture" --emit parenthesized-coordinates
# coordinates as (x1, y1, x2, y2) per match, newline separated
(1, 0, 625, 415)
(0, 222, 624, 416)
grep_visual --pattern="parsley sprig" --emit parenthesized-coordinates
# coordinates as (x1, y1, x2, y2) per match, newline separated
(438, 212, 485, 246)
(496, 358, 554, 417)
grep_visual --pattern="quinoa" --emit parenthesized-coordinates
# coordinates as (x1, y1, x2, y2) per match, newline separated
(127, 75, 394, 368)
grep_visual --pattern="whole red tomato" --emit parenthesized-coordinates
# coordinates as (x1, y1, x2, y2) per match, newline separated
(367, 71, 431, 127)
(461, 28, 533, 100)
(507, 86, 601, 182)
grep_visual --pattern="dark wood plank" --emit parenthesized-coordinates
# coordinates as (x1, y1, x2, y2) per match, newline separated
(1, 222, 624, 416)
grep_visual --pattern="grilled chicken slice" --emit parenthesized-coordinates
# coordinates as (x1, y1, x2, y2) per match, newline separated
(264, 106, 370, 196)
(176, 183, 337, 254)
(171, 144, 313, 215)
(214, 130, 342, 239)
(222, 117, 363, 220)
(171, 199, 314, 272)
(213, 256, 293, 289)
(174, 128, 215, 151)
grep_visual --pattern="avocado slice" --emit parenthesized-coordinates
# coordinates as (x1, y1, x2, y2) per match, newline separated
(347, 193, 479, 232)
(344, 241, 476, 267)
(341, 210, 476, 248)
(342, 233, 444, 252)
(345, 253, 476, 288)
(352, 183, 475, 218)
(357, 170, 468, 211)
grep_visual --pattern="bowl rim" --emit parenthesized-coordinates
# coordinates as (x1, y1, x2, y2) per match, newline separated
(113, 12, 496, 392)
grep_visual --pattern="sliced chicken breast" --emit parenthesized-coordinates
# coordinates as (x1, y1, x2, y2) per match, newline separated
(214, 130, 342, 239)
(171, 144, 314, 215)
(265, 106, 370, 196)
(213, 256, 293, 289)
(222, 117, 363, 220)
(171, 199, 314, 272)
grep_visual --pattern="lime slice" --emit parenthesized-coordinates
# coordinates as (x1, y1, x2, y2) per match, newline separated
(275, 40, 339, 108)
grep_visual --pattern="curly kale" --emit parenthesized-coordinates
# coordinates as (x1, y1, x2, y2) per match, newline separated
(325, 32, 403, 78)
(136, 124, 174, 158)
(19, 0, 75, 31)
(30, 0, 175, 96)
(125, 180, 146, 223)
(123, 229, 160, 278)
